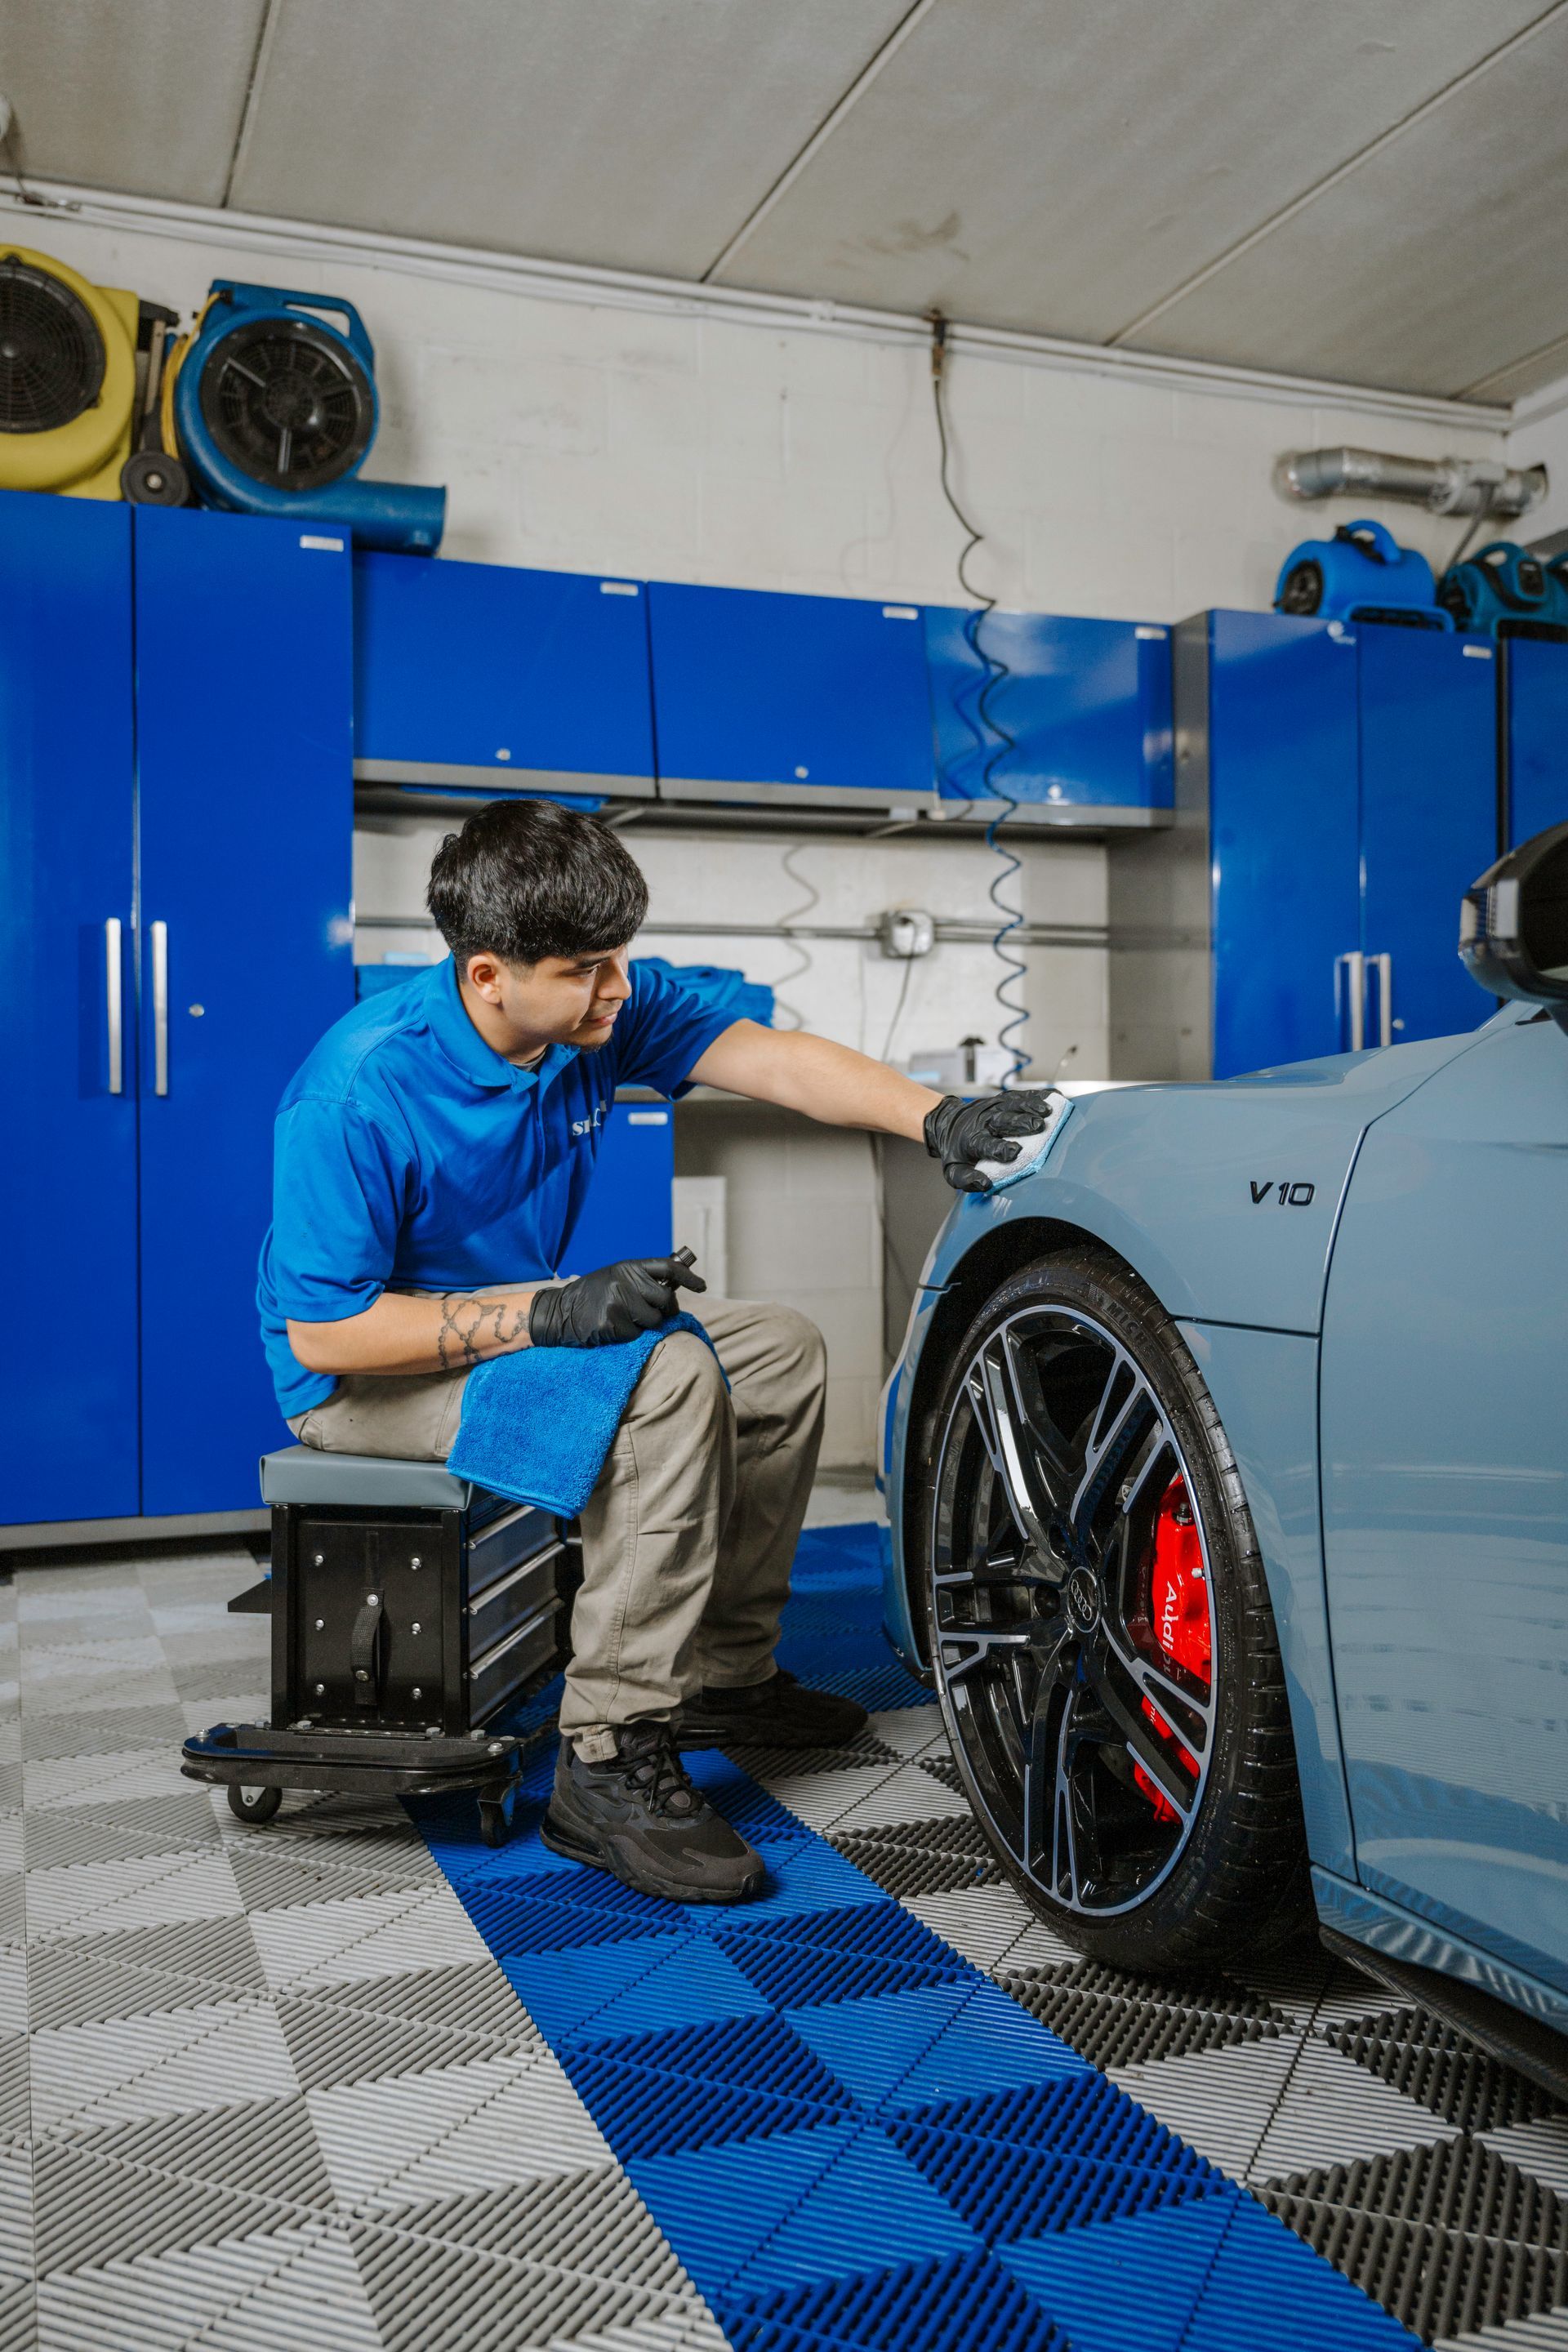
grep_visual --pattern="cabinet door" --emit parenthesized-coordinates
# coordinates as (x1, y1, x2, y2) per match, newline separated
(1207, 612, 1361, 1077)
(558, 1104, 673, 1273)
(1321, 1013, 1568, 1991)
(1506, 638, 1568, 847)
(353, 555, 655, 796)
(1359, 630, 1498, 1047)
(924, 607, 1172, 812)
(649, 583, 933, 808)
(135, 510, 354, 1517)
(0, 494, 140, 1525)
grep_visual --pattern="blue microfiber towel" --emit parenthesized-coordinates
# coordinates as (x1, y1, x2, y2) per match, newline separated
(445, 1312, 720, 1517)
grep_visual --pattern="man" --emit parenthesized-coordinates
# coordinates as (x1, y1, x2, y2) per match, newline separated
(259, 798, 1046, 1903)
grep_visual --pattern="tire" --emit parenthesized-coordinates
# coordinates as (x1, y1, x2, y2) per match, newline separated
(922, 1243, 1308, 1971)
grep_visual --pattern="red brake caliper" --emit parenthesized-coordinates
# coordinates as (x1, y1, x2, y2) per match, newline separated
(1133, 1473, 1211, 1821)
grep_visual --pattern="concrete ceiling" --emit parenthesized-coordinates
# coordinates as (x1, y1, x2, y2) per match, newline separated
(3, 0, 1567, 402)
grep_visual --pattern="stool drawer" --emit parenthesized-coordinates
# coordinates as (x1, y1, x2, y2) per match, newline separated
(467, 1501, 559, 1601)
(466, 1539, 564, 1655)
(467, 1597, 563, 1722)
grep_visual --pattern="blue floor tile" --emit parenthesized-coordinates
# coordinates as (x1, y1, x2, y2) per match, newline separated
(719, 2248, 1069, 2352)
(626, 2123, 858, 2299)
(996, 2203, 1239, 2352)
(499, 1932, 691, 2039)
(1177, 2197, 1421, 2350)
(737, 2120, 978, 2294)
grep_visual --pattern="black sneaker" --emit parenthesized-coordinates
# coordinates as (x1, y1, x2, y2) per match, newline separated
(540, 1721, 765, 1904)
(678, 1668, 868, 1751)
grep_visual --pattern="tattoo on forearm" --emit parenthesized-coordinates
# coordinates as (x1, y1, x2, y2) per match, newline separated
(436, 1294, 532, 1373)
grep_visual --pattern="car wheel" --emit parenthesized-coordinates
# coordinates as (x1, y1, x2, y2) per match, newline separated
(924, 1243, 1307, 1970)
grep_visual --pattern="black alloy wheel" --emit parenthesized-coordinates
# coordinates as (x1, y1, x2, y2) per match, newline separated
(925, 1245, 1307, 1970)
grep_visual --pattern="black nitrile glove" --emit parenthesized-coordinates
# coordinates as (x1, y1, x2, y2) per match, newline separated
(528, 1247, 706, 1348)
(924, 1091, 1052, 1194)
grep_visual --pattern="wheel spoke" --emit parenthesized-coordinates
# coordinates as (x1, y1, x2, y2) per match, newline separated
(966, 1344, 1049, 1551)
(1083, 1638, 1200, 1820)
(998, 1327, 1078, 1501)
(1104, 1619, 1213, 1761)
(1021, 1616, 1078, 1878)
(937, 1624, 1034, 1686)
(1067, 1348, 1158, 1548)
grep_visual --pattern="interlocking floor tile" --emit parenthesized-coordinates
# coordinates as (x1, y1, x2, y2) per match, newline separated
(307, 2048, 613, 2207)
(24, 1847, 243, 1940)
(23, 1788, 218, 1873)
(249, 1887, 490, 1993)
(1252, 2034, 1470, 2179)
(20, 1706, 187, 1762)
(349, 2221, 689, 2352)
(277, 1987, 539, 2090)
(30, 1993, 297, 2133)
(1107, 2035, 1307, 2179)
(23, 1747, 185, 1813)
(367, 2164, 689, 2286)
(56, 2092, 334, 2208)
(36, 2220, 382, 2352)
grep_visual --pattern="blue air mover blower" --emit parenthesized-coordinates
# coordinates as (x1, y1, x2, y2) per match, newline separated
(1438, 541, 1568, 641)
(1274, 518, 1447, 630)
(172, 282, 444, 552)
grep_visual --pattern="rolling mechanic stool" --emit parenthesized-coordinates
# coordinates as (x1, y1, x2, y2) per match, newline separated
(181, 1448, 579, 1847)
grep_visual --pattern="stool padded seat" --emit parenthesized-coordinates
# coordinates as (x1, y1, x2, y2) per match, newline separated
(261, 1446, 493, 1512)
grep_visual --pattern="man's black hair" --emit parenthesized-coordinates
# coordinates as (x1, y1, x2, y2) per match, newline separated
(426, 797, 649, 971)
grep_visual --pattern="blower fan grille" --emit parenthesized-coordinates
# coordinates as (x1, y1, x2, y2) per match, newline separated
(0, 254, 107, 434)
(198, 313, 374, 491)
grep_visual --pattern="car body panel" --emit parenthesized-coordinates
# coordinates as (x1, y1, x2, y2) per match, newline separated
(1313, 1866, 1568, 2039)
(1321, 1011, 1568, 1995)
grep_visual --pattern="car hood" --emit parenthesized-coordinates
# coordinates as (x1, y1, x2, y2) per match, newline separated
(923, 1022, 1497, 1334)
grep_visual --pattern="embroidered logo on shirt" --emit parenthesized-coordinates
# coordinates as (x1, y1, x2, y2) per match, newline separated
(569, 1102, 608, 1139)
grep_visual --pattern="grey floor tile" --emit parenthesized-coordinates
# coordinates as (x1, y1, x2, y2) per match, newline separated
(30, 1993, 297, 2134)
(24, 1848, 243, 1942)
(36, 2218, 383, 2352)
(21, 1708, 188, 1764)
(23, 1791, 218, 1873)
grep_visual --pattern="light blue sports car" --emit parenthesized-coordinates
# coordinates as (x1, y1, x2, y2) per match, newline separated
(879, 821, 1568, 2090)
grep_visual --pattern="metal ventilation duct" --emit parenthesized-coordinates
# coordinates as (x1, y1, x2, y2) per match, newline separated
(1274, 446, 1547, 519)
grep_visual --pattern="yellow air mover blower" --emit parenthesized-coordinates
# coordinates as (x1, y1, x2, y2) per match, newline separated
(0, 245, 139, 499)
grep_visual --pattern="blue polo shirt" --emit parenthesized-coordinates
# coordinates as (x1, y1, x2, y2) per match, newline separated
(257, 956, 737, 1420)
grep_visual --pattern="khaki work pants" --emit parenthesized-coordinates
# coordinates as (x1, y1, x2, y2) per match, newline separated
(288, 1297, 826, 1758)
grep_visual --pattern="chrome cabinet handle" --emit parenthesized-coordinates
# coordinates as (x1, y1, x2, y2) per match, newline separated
(151, 920, 169, 1096)
(1337, 951, 1366, 1053)
(1373, 951, 1392, 1049)
(105, 918, 123, 1095)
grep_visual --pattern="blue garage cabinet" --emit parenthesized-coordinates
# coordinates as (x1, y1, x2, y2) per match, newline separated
(648, 581, 933, 810)
(136, 509, 354, 1518)
(354, 553, 656, 798)
(1504, 637, 1568, 845)
(0, 497, 353, 1535)
(1108, 612, 1497, 1080)
(924, 606, 1173, 819)
(0, 495, 140, 1526)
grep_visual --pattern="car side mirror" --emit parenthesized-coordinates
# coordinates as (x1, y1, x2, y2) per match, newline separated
(1459, 820, 1568, 1031)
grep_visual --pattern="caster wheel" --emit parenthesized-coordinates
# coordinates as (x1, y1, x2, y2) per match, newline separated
(228, 1783, 283, 1826)
(478, 1789, 516, 1848)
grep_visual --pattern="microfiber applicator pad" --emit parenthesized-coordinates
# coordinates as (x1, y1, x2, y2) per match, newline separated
(975, 1089, 1073, 1190)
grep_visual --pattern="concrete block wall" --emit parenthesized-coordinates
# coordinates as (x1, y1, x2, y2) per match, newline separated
(675, 1107, 884, 1469)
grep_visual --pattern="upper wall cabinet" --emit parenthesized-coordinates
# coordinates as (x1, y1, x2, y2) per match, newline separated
(1505, 638, 1568, 847)
(354, 554, 657, 798)
(648, 582, 934, 810)
(924, 607, 1173, 822)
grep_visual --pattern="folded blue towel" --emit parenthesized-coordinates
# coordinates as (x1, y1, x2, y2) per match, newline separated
(445, 1313, 719, 1517)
